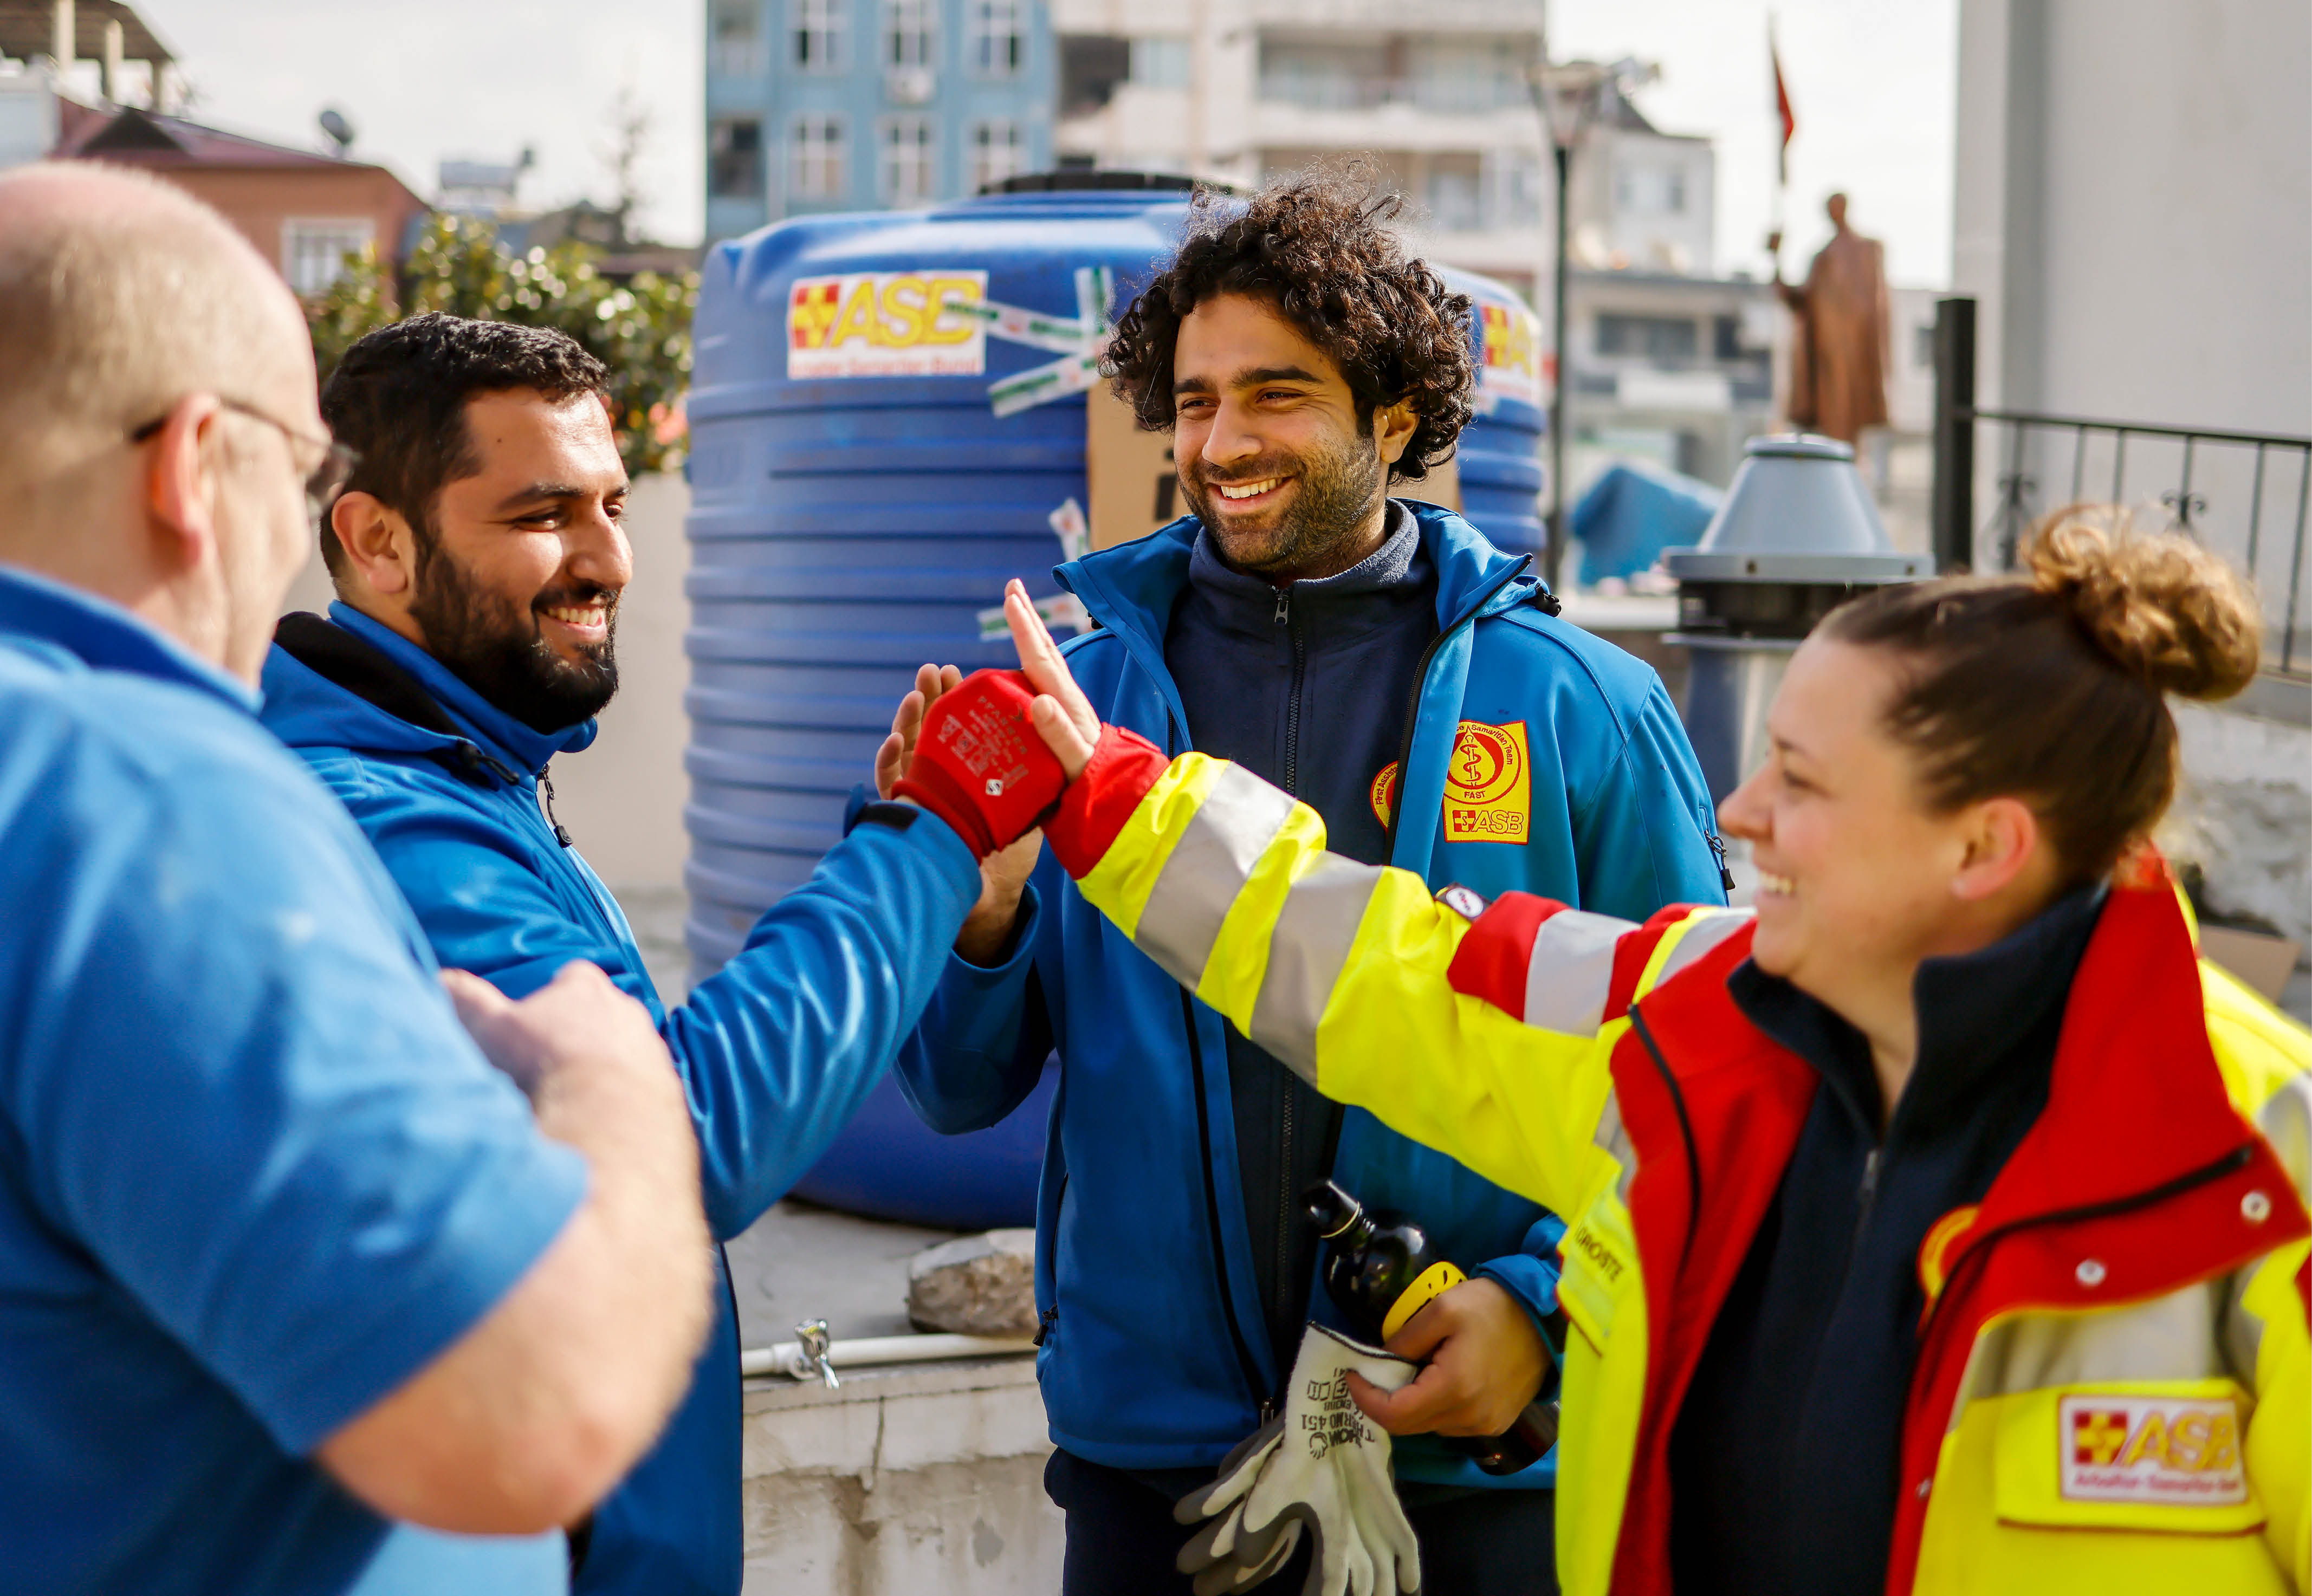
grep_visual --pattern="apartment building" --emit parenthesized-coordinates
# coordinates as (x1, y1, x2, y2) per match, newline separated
(704, 0, 1058, 244)
(1054, 0, 1549, 296)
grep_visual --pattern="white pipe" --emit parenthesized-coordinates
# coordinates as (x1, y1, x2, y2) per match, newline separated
(742, 1332, 1034, 1381)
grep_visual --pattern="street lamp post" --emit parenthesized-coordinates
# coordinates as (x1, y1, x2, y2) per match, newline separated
(1535, 64, 1598, 593)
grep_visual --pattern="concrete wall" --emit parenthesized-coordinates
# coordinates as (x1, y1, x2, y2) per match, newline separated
(1953, 0, 2311, 433)
(743, 1359, 1061, 1595)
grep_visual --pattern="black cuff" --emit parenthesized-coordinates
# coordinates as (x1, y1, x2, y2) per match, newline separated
(843, 783, 920, 835)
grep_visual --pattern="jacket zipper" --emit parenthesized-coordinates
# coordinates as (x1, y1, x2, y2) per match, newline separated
(1158, 705, 1275, 1421)
(1852, 1146, 1882, 1254)
(1380, 556, 1533, 860)
(1271, 585, 1314, 1370)
(537, 762, 574, 847)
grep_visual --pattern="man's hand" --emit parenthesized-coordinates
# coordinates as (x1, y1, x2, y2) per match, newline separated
(1342, 1278, 1550, 1438)
(442, 962, 670, 1103)
(1003, 579, 1099, 777)
(875, 660, 1044, 964)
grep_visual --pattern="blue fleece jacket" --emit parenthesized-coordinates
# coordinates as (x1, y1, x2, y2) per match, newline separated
(261, 604, 984, 1596)
(895, 503, 1728, 1491)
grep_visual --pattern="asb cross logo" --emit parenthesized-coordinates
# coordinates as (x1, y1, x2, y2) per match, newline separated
(1443, 721, 1531, 845)
(1478, 301, 1543, 407)
(2057, 1393, 2247, 1505)
(786, 270, 988, 378)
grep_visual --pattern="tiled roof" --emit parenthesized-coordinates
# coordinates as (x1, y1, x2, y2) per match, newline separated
(54, 105, 346, 167)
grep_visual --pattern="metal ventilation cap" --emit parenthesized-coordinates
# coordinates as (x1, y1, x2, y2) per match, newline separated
(1663, 430, 1926, 583)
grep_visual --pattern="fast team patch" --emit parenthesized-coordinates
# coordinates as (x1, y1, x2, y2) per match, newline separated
(2058, 1393, 2246, 1505)
(1443, 721, 1531, 845)
(1369, 761, 1401, 829)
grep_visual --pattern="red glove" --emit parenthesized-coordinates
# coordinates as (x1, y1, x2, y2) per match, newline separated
(893, 669, 1066, 858)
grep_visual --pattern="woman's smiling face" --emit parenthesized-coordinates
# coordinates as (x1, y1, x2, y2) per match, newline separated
(1715, 637, 2052, 1012)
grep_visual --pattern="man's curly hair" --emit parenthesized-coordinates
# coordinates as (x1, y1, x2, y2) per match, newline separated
(1104, 165, 1474, 482)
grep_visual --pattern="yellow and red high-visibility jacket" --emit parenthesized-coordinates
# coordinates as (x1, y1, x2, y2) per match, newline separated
(1043, 735, 2312, 1596)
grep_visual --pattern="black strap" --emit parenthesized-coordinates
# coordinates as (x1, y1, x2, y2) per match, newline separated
(272, 613, 516, 790)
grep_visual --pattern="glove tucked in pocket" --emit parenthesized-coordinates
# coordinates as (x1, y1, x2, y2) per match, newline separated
(1175, 1323, 1422, 1596)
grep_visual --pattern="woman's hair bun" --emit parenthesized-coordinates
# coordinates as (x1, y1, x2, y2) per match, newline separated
(2024, 515, 2261, 702)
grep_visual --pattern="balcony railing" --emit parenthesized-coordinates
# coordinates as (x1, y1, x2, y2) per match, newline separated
(1932, 297, 2310, 679)
(1256, 73, 1530, 115)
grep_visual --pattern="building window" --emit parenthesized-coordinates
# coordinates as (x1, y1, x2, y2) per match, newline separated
(882, 0, 934, 67)
(879, 115, 936, 204)
(1596, 314, 1699, 362)
(794, 0, 846, 71)
(710, 116, 767, 199)
(282, 218, 374, 296)
(711, 0, 767, 76)
(788, 113, 847, 199)
(970, 118, 1025, 191)
(967, 0, 1025, 76)
(1060, 34, 1131, 115)
(1128, 36, 1190, 89)
(1426, 164, 1482, 232)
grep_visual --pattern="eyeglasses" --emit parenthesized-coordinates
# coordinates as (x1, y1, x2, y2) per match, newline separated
(128, 398, 360, 529)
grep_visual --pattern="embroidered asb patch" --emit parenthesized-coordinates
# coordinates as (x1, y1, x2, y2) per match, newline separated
(2058, 1394, 2246, 1505)
(1443, 721, 1531, 845)
(1370, 761, 1400, 829)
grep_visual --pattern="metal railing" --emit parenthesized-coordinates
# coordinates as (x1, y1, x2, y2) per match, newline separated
(1932, 297, 2311, 679)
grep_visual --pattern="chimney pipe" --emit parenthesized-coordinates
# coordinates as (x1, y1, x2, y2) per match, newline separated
(51, 0, 75, 72)
(102, 19, 123, 103)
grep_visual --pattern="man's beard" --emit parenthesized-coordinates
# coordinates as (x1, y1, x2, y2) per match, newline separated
(1180, 423, 1386, 582)
(409, 543, 620, 734)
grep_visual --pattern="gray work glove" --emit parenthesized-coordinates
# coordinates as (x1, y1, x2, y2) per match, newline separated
(1174, 1323, 1422, 1596)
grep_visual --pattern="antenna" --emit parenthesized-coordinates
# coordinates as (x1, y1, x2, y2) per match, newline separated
(318, 107, 355, 155)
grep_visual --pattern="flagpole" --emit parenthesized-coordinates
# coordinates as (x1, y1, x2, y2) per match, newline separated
(1769, 13, 1787, 273)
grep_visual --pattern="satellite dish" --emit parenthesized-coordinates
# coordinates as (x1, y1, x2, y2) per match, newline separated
(319, 107, 355, 153)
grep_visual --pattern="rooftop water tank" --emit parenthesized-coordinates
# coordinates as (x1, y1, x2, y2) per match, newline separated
(683, 178, 1548, 1228)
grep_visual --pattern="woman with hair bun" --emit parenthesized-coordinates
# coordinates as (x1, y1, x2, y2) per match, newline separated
(990, 514, 2311, 1596)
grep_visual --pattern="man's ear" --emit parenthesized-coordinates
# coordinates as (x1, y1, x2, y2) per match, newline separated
(331, 491, 418, 599)
(1373, 399, 1420, 469)
(1950, 796, 2043, 903)
(143, 394, 227, 580)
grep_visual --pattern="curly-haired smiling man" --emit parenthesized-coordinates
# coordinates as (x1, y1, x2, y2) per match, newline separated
(891, 171, 1728, 1593)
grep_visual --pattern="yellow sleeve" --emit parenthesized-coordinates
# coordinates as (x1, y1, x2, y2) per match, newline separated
(1071, 752, 1622, 1218)
(2203, 959, 2312, 1589)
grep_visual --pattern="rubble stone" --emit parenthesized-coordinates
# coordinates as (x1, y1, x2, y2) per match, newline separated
(906, 1229, 1039, 1338)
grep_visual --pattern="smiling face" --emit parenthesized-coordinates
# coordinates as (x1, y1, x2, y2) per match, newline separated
(404, 388, 630, 731)
(1716, 636, 2063, 1028)
(1169, 293, 1415, 583)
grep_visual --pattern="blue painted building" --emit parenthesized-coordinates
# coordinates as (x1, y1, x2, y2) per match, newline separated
(705, 0, 1056, 243)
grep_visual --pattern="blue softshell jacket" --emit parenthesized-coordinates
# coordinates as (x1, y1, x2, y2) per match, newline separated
(896, 503, 1729, 1489)
(261, 604, 983, 1596)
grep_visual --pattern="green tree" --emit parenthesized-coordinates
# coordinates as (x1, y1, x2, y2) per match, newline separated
(304, 214, 697, 475)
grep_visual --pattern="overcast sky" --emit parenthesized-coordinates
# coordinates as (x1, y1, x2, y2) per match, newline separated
(127, 0, 1954, 285)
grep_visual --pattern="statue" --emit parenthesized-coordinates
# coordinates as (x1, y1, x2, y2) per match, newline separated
(1770, 193, 1890, 445)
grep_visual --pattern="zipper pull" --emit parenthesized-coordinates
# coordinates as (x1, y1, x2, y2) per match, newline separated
(1708, 829, 1735, 892)
(1032, 1305, 1058, 1347)
(537, 763, 574, 848)
(1273, 587, 1290, 625)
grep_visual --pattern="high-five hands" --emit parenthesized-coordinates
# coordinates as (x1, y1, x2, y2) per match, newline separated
(999, 578, 1101, 777)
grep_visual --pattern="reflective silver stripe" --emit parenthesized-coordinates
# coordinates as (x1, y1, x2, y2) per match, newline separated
(1647, 909, 1754, 994)
(1521, 910, 1631, 1036)
(1950, 1280, 2234, 1429)
(1134, 764, 1297, 990)
(1246, 857, 1384, 1080)
(2252, 1072, 2310, 1195)
(1593, 1088, 1639, 1204)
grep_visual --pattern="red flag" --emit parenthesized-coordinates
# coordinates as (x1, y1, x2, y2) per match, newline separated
(1771, 26, 1796, 186)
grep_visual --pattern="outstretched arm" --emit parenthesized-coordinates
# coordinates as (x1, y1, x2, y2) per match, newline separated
(1000, 582, 1680, 1221)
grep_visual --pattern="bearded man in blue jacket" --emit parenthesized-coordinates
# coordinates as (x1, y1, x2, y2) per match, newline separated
(887, 174, 1730, 1592)
(260, 315, 988, 1596)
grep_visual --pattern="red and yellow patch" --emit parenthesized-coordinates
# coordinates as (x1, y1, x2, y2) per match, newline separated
(2057, 1394, 2246, 1504)
(1443, 721, 1530, 845)
(1369, 761, 1401, 829)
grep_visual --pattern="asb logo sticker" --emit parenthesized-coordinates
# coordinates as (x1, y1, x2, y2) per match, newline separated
(1479, 301, 1543, 407)
(2058, 1394, 2246, 1505)
(787, 270, 988, 378)
(1444, 721, 1531, 845)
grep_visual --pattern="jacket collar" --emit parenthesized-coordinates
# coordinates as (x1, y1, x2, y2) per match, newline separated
(0, 562, 257, 715)
(307, 602, 594, 777)
(1055, 499, 1534, 731)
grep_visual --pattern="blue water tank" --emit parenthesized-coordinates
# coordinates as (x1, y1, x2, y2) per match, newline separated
(684, 184, 1545, 1229)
